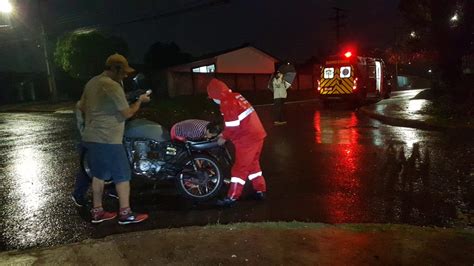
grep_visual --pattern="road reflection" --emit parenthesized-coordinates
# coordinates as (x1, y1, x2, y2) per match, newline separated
(407, 99, 428, 113)
(13, 147, 45, 213)
(392, 127, 424, 152)
(2, 116, 56, 248)
(313, 111, 359, 144)
(323, 145, 363, 223)
(313, 110, 363, 223)
(0, 114, 75, 247)
(309, 108, 468, 225)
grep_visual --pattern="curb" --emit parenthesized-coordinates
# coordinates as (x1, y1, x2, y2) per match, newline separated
(254, 98, 318, 107)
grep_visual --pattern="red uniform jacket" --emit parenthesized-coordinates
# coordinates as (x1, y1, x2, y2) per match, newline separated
(207, 79, 266, 143)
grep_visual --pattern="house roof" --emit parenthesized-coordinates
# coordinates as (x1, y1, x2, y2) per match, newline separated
(196, 43, 280, 62)
(168, 43, 280, 69)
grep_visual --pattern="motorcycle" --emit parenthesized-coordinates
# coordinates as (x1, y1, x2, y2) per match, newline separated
(81, 74, 232, 202)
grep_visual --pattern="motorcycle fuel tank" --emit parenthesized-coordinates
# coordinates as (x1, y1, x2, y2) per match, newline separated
(124, 118, 171, 141)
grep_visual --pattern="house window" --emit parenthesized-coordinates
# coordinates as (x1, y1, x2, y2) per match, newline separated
(192, 64, 216, 73)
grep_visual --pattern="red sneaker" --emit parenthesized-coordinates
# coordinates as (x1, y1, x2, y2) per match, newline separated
(91, 208, 117, 224)
(118, 212, 149, 225)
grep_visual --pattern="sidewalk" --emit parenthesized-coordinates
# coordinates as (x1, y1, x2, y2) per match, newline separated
(1, 222, 472, 265)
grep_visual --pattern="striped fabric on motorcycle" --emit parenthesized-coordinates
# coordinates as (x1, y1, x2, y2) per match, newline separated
(172, 119, 210, 141)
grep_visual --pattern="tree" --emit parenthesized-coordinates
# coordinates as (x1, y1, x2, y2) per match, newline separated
(144, 42, 192, 69)
(399, 0, 473, 92)
(54, 30, 129, 80)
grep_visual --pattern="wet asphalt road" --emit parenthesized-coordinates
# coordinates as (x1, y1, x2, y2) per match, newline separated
(0, 95, 473, 251)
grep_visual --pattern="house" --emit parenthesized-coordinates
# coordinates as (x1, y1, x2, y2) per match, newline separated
(169, 44, 279, 74)
(164, 44, 279, 97)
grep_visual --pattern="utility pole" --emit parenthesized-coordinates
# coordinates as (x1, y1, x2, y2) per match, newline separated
(394, 27, 399, 87)
(38, 0, 57, 102)
(329, 7, 347, 51)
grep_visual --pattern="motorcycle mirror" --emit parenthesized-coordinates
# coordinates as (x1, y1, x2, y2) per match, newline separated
(133, 73, 145, 83)
(132, 73, 146, 90)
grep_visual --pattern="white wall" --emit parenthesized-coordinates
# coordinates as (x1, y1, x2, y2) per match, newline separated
(216, 47, 276, 74)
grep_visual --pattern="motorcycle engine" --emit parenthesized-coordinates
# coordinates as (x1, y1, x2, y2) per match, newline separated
(131, 140, 168, 177)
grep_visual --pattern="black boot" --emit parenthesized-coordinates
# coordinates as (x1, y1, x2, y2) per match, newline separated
(254, 191, 265, 201)
(216, 197, 237, 207)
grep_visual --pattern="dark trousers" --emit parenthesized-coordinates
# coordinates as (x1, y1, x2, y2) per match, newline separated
(273, 98, 286, 122)
(72, 144, 90, 200)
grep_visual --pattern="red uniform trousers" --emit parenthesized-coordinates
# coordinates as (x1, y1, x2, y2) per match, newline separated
(227, 138, 266, 199)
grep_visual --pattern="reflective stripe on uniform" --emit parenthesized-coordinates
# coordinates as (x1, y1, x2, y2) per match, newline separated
(230, 177, 246, 185)
(225, 120, 240, 127)
(248, 171, 262, 180)
(224, 107, 254, 127)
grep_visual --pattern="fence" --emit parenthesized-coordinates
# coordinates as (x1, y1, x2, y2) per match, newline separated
(166, 71, 316, 97)
(0, 72, 49, 104)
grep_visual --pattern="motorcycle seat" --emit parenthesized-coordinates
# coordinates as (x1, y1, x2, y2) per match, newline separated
(187, 139, 220, 150)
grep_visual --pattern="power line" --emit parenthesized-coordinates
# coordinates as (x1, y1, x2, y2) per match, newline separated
(112, 0, 230, 27)
(72, 0, 229, 31)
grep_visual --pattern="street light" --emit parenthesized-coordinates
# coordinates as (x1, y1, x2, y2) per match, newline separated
(0, 0, 13, 13)
(449, 12, 461, 28)
(1, 0, 57, 101)
(0, 0, 12, 28)
(450, 13, 458, 22)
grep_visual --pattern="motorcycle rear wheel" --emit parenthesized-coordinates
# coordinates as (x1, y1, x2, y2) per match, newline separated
(176, 153, 224, 201)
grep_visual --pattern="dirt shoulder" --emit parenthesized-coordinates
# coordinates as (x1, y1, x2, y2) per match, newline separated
(1, 222, 473, 265)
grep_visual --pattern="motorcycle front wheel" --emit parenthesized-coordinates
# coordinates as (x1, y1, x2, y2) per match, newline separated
(176, 153, 224, 201)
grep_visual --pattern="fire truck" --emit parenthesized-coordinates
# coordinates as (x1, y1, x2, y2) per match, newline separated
(317, 51, 391, 102)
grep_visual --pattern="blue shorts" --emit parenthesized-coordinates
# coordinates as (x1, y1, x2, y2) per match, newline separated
(83, 142, 131, 183)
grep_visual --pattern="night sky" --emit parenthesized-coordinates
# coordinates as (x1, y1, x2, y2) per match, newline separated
(0, 0, 400, 72)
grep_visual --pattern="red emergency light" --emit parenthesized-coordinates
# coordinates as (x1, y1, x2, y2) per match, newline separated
(344, 51, 352, 58)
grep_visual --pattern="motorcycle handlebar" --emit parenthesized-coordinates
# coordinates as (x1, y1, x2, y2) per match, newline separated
(126, 89, 152, 104)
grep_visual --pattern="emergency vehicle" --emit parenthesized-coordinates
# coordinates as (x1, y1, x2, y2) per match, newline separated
(317, 51, 390, 102)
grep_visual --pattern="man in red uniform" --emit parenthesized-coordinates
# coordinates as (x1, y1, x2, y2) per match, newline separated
(207, 78, 267, 207)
